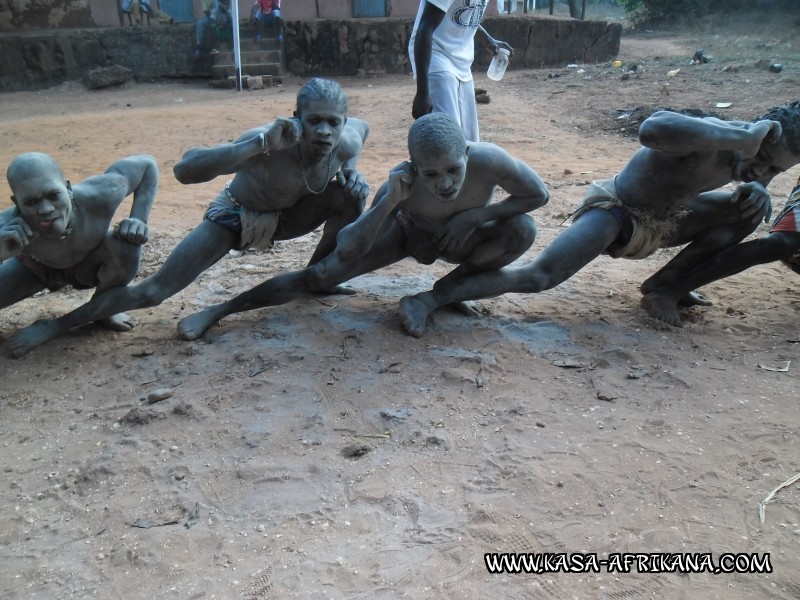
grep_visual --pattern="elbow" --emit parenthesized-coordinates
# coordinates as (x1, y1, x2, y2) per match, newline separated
(526, 192, 549, 212)
(145, 155, 159, 179)
(173, 160, 199, 184)
(334, 235, 358, 263)
(335, 224, 368, 262)
(523, 181, 550, 210)
(173, 149, 206, 184)
(638, 120, 659, 146)
(638, 111, 673, 145)
(172, 162, 190, 184)
(537, 186, 550, 209)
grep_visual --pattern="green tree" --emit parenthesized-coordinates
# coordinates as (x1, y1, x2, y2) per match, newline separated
(617, 0, 702, 26)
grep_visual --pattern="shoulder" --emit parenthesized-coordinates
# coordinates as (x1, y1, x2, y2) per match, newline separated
(344, 117, 369, 139)
(0, 205, 19, 225)
(468, 140, 503, 156)
(467, 141, 514, 167)
(424, 0, 452, 12)
(72, 172, 129, 209)
(338, 124, 367, 156)
(106, 154, 158, 174)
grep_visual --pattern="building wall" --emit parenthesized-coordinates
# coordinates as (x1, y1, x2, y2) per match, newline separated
(1, 0, 94, 29)
(1, 0, 497, 30)
(283, 15, 620, 77)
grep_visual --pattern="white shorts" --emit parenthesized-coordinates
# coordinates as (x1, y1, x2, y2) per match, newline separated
(427, 71, 479, 142)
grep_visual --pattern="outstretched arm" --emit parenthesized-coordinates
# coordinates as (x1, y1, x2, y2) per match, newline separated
(638, 111, 782, 158)
(173, 118, 301, 184)
(412, 2, 445, 120)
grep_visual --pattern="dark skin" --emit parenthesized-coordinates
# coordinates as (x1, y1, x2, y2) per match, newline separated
(7, 95, 370, 357)
(1, 153, 158, 343)
(641, 178, 800, 326)
(412, 2, 512, 120)
(175, 136, 548, 341)
(395, 111, 800, 337)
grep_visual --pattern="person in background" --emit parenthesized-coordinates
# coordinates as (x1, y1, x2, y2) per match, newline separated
(253, 0, 284, 43)
(409, 0, 512, 142)
(121, 0, 154, 26)
(195, 0, 231, 57)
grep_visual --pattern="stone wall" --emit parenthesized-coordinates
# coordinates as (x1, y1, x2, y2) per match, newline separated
(282, 16, 621, 77)
(0, 16, 621, 92)
(0, 24, 207, 91)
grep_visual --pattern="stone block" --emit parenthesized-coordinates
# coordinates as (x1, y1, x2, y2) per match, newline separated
(245, 75, 264, 90)
(83, 64, 134, 89)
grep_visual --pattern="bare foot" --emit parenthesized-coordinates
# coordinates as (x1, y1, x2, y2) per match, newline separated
(399, 295, 430, 338)
(8, 320, 62, 357)
(178, 308, 220, 341)
(99, 312, 136, 332)
(641, 293, 682, 327)
(678, 290, 712, 307)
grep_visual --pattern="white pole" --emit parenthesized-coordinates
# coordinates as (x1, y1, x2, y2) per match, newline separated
(231, 0, 242, 91)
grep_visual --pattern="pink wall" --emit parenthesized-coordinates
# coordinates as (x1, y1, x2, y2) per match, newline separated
(86, 0, 498, 28)
(89, 0, 121, 26)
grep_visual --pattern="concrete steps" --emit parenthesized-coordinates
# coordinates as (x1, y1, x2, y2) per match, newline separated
(214, 48, 281, 63)
(211, 24, 282, 80)
(212, 62, 281, 78)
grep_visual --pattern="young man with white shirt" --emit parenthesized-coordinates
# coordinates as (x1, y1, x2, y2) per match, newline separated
(409, 0, 512, 142)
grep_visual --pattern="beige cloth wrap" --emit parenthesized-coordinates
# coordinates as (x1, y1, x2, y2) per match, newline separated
(571, 178, 683, 260)
(208, 184, 280, 251)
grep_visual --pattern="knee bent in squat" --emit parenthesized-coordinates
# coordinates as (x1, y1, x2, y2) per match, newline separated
(506, 214, 537, 251)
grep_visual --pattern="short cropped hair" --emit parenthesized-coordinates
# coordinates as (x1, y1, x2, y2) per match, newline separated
(755, 100, 800, 155)
(7, 152, 63, 187)
(296, 78, 348, 117)
(407, 113, 466, 162)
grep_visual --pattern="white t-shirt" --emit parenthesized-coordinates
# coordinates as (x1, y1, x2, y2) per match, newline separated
(408, 0, 489, 82)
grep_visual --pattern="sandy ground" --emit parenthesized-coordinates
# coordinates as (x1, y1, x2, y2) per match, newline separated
(1, 11, 800, 600)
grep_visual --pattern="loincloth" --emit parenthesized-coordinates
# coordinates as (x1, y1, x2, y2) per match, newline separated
(16, 254, 94, 291)
(395, 210, 441, 265)
(769, 175, 800, 274)
(204, 182, 280, 251)
(571, 178, 688, 260)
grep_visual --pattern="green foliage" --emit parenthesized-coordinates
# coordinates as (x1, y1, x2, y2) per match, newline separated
(617, 0, 702, 26)
(618, 0, 800, 27)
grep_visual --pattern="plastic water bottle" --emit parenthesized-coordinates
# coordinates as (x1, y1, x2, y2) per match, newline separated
(487, 48, 510, 81)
